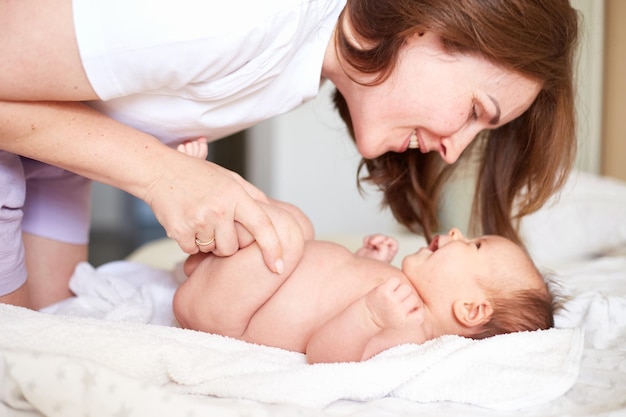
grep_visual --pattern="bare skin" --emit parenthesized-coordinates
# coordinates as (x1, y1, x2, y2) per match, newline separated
(174, 218, 543, 364)
(0, 284, 29, 307)
(174, 216, 427, 364)
(24, 234, 87, 309)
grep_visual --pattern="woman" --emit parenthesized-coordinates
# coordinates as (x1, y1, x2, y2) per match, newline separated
(335, 1, 579, 244)
(0, 0, 578, 308)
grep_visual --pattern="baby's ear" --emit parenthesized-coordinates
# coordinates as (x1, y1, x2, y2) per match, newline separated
(452, 300, 493, 329)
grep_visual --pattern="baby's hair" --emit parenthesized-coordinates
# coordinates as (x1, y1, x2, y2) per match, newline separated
(471, 272, 559, 340)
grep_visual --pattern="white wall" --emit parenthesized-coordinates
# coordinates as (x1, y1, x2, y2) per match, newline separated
(571, 0, 604, 173)
(246, 82, 401, 237)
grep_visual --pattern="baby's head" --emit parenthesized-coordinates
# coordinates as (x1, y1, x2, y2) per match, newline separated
(402, 228, 554, 340)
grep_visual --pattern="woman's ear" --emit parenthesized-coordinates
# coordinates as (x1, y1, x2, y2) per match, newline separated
(452, 299, 493, 328)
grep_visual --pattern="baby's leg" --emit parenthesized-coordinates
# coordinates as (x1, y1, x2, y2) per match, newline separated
(268, 199, 315, 240)
(174, 247, 289, 337)
(173, 202, 306, 337)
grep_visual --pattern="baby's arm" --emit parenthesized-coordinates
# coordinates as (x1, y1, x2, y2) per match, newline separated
(305, 278, 425, 364)
(355, 234, 398, 263)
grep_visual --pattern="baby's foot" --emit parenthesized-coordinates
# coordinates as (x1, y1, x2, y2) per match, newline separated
(177, 137, 209, 159)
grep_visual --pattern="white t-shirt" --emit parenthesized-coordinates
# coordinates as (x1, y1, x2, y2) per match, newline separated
(73, 0, 346, 144)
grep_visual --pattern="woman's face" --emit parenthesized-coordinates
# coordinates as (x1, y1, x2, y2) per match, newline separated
(338, 32, 541, 163)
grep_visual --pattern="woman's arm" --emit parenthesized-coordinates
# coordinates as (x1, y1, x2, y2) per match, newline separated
(305, 277, 425, 364)
(0, 0, 286, 271)
(0, 99, 284, 272)
(0, 0, 96, 100)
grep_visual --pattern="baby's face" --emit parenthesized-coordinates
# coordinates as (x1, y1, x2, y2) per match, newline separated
(401, 229, 539, 318)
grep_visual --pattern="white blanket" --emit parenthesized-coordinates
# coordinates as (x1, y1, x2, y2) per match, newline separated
(1, 261, 583, 411)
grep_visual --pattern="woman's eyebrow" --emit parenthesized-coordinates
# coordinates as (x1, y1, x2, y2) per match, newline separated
(487, 95, 501, 125)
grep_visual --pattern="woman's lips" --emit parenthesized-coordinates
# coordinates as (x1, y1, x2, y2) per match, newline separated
(403, 130, 426, 153)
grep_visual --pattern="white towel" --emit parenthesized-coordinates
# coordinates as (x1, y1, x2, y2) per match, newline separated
(41, 261, 179, 325)
(0, 261, 584, 410)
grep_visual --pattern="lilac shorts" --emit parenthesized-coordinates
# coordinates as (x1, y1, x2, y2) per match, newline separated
(0, 152, 91, 295)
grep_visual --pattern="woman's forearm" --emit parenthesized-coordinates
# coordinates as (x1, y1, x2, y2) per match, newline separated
(0, 100, 171, 200)
(0, 99, 286, 270)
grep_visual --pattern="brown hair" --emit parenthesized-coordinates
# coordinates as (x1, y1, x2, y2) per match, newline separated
(473, 284, 556, 340)
(333, 0, 580, 245)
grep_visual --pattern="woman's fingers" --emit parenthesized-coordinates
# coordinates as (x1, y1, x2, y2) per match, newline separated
(232, 198, 284, 274)
(200, 200, 283, 273)
(147, 155, 284, 273)
(209, 220, 238, 257)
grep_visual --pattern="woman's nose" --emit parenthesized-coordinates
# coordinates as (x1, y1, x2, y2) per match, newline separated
(440, 129, 482, 164)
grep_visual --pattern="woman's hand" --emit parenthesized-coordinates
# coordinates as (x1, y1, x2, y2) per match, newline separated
(144, 152, 285, 274)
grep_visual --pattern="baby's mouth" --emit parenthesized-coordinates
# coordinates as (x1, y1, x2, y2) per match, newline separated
(428, 235, 440, 251)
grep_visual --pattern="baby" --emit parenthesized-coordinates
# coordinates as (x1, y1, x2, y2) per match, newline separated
(173, 140, 553, 364)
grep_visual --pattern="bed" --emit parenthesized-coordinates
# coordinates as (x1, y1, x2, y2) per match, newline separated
(1, 170, 625, 417)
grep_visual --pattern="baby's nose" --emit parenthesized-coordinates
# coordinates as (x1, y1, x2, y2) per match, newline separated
(448, 228, 465, 240)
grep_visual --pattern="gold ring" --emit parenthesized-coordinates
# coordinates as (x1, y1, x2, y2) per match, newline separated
(195, 237, 215, 246)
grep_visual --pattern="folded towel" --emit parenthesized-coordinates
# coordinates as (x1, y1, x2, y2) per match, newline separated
(0, 261, 584, 410)
(41, 261, 179, 325)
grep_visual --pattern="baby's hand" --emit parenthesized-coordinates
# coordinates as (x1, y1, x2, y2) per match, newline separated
(366, 277, 424, 330)
(356, 234, 399, 263)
